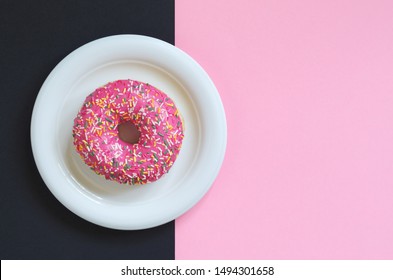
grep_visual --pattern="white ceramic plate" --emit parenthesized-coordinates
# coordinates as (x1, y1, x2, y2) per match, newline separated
(31, 35, 226, 230)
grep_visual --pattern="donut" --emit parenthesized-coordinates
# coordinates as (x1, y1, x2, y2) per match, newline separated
(72, 79, 184, 185)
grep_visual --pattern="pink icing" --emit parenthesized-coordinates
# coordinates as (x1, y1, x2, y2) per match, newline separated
(72, 79, 184, 185)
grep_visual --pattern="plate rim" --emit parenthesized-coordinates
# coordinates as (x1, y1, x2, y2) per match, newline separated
(31, 34, 227, 230)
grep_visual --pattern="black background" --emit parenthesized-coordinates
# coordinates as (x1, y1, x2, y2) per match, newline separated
(0, 0, 175, 259)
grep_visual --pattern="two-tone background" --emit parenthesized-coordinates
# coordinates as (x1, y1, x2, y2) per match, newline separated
(1, 0, 392, 259)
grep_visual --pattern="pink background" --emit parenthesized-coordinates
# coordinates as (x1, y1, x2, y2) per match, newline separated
(175, 0, 393, 259)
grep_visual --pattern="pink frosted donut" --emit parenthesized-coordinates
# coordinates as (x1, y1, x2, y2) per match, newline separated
(72, 79, 184, 185)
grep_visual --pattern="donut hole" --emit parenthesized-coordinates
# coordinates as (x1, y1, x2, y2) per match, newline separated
(118, 121, 141, 144)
